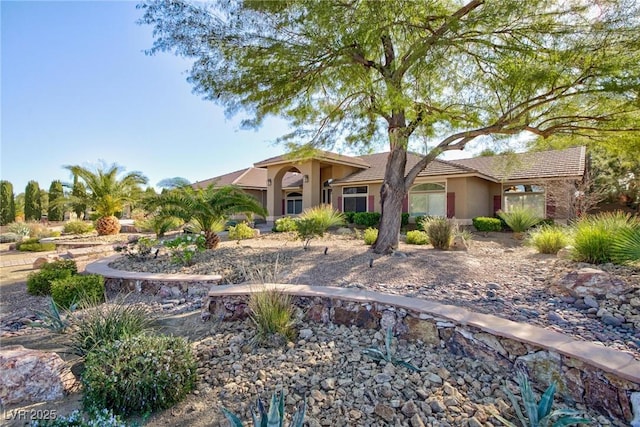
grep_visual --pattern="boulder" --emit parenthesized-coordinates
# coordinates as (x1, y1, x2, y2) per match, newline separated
(554, 268, 626, 298)
(0, 346, 75, 406)
(450, 235, 468, 251)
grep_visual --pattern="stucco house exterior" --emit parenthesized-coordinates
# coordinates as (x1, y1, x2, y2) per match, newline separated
(193, 146, 587, 224)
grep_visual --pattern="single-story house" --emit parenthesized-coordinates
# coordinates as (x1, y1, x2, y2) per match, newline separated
(192, 146, 587, 223)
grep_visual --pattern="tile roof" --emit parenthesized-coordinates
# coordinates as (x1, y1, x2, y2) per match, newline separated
(254, 149, 370, 168)
(193, 167, 302, 190)
(193, 168, 249, 189)
(450, 146, 586, 181)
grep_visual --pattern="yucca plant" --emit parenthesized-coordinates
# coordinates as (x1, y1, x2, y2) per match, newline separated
(362, 326, 421, 372)
(64, 163, 148, 235)
(498, 207, 542, 235)
(222, 390, 306, 427)
(527, 225, 571, 255)
(611, 226, 640, 266)
(491, 371, 590, 427)
(249, 287, 296, 344)
(148, 184, 267, 249)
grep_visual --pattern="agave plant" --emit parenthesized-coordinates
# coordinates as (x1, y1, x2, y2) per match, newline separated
(221, 390, 305, 427)
(491, 371, 590, 427)
(64, 163, 148, 235)
(148, 184, 267, 249)
(498, 207, 542, 235)
(362, 326, 421, 372)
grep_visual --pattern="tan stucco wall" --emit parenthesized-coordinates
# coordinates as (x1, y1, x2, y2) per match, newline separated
(446, 178, 468, 218)
(465, 177, 491, 219)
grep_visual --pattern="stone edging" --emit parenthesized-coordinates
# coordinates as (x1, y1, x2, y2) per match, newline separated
(207, 283, 640, 384)
(85, 255, 223, 283)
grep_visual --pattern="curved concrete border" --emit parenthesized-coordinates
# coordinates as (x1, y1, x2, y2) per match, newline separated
(207, 283, 640, 384)
(86, 255, 222, 283)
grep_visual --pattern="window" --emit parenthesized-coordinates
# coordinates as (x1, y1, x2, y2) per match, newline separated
(286, 192, 302, 215)
(322, 180, 333, 205)
(409, 183, 445, 217)
(343, 186, 367, 212)
(504, 184, 545, 217)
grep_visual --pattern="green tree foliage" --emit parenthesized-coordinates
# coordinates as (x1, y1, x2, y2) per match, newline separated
(64, 163, 148, 217)
(140, 0, 640, 253)
(0, 181, 16, 225)
(24, 181, 41, 221)
(47, 180, 65, 221)
(71, 179, 87, 219)
(14, 193, 25, 220)
(148, 184, 267, 249)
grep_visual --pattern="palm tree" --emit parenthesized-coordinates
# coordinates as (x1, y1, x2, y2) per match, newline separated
(151, 184, 267, 249)
(65, 163, 148, 235)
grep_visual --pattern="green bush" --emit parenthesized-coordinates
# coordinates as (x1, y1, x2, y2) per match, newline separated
(572, 212, 638, 264)
(18, 241, 57, 252)
(612, 227, 640, 266)
(353, 212, 380, 227)
(249, 287, 296, 344)
(51, 274, 105, 309)
(401, 213, 410, 228)
(7, 221, 31, 237)
(472, 216, 503, 232)
(27, 269, 74, 296)
(344, 211, 356, 224)
(424, 217, 454, 249)
(497, 207, 541, 233)
(527, 225, 570, 254)
(228, 222, 256, 240)
(71, 302, 154, 356)
(406, 230, 430, 245)
(83, 334, 196, 416)
(274, 216, 299, 232)
(300, 204, 345, 231)
(363, 227, 378, 245)
(44, 259, 78, 274)
(134, 215, 182, 238)
(0, 232, 20, 243)
(63, 220, 95, 235)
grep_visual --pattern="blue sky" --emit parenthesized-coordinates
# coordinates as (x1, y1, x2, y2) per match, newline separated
(1, 0, 291, 193)
(1, 1, 490, 195)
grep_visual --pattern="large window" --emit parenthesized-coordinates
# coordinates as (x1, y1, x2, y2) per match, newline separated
(409, 183, 445, 217)
(343, 186, 367, 212)
(286, 192, 302, 215)
(504, 184, 545, 218)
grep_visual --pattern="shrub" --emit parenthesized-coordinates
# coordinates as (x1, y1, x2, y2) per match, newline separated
(63, 220, 95, 235)
(135, 215, 182, 238)
(363, 227, 378, 245)
(71, 302, 154, 356)
(401, 212, 410, 228)
(51, 274, 105, 309)
(611, 227, 640, 266)
(7, 221, 31, 237)
(527, 225, 570, 254)
(344, 211, 356, 224)
(164, 234, 206, 266)
(43, 259, 79, 274)
(497, 207, 542, 233)
(32, 408, 128, 427)
(0, 232, 20, 243)
(17, 240, 57, 252)
(249, 287, 296, 345)
(228, 222, 256, 241)
(472, 216, 503, 232)
(353, 212, 380, 227)
(24, 180, 42, 221)
(27, 269, 74, 296)
(274, 216, 299, 232)
(572, 211, 637, 264)
(405, 230, 430, 245)
(300, 204, 345, 231)
(82, 334, 196, 416)
(0, 180, 16, 225)
(423, 217, 454, 249)
(114, 236, 159, 261)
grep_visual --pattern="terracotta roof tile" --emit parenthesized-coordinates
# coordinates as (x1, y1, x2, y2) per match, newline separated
(254, 149, 370, 168)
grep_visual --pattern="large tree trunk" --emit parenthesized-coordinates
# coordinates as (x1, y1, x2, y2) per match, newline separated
(373, 146, 407, 254)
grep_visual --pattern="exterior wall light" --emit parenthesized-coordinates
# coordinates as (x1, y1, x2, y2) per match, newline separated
(303, 174, 309, 183)
(267, 178, 272, 186)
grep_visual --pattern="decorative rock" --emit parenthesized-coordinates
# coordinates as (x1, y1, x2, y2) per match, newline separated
(410, 413, 425, 427)
(429, 400, 446, 413)
(583, 295, 599, 309)
(404, 317, 440, 346)
(555, 268, 625, 298)
(468, 416, 483, 427)
(630, 392, 640, 427)
(0, 346, 75, 405)
(401, 399, 418, 417)
(299, 328, 314, 340)
(602, 314, 623, 327)
(451, 235, 468, 251)
(374, 403, 395, 422)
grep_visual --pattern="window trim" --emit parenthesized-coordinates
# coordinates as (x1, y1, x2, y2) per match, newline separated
(285, 191, 303, 215)
(502, 183, 546, 217)
(342, 185, 368, 212)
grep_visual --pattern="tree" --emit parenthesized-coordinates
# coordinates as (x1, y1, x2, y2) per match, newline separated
(14, 193, 25, 221)
(70, 179, 88, 220)
(149, 184, 267, 249)
(39, 189, 48, 218)
(24, 181, 41, 221)
(48, 180, 65, 221)
(0, 181, 15, 225)
(65, 163, 148, 235)
(140, 0, 640, 253)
